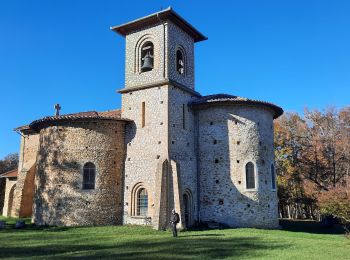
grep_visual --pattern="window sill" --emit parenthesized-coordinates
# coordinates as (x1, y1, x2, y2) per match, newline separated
(81, 189, 96, 193)
(244, 189, 258, 192)
(130, 216, 151, 219)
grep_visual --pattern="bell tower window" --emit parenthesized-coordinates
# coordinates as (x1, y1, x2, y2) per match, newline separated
(141, 42, 154, 73)
(176, 50, 184, 75)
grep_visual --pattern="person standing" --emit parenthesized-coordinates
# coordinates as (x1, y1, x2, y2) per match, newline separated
(170, 209, 180, 237)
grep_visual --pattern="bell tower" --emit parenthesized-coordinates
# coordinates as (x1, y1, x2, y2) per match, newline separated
(111, 7, 207, 229)
(112, 6, 206, 91)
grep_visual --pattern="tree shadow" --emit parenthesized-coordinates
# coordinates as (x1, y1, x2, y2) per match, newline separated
(279, 219, 346, 235)
(0, 233, 289, 259)
(181, 233, 225, 237)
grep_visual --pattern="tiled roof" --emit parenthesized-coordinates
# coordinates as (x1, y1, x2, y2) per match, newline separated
(111, 7, 207, 43)
(13, 125, 33, 133)
(20, 109, 130, 131)
(0, 169, 18, 178)
(189, 94, 283, 119)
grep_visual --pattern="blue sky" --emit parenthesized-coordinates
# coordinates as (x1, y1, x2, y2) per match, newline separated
(1, 0, 349, 158)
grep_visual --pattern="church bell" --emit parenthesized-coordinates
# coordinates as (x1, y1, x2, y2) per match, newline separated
(141, 51, 153, 72)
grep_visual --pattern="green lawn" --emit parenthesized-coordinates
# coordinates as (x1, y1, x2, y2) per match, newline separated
(0, 217, 349, 259)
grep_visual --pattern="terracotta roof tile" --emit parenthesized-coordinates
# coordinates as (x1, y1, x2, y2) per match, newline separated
(189, 94, 283, 119)
(0, 169, 18, 178)
(22, 109, 130, 132)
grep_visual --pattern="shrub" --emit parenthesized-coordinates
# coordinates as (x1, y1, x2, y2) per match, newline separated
(318, 186, 350, 236)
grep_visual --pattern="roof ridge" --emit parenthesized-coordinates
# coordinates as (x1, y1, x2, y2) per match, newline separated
(37, 109, 121, 119)
(189, 93, 283, 119)
(24, 109, 129, 132)
(111, 8, 207, 42)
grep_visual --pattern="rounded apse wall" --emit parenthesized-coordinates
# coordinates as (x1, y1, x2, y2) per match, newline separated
(197, 105, 279, 228)
(33, 120, 126, 226)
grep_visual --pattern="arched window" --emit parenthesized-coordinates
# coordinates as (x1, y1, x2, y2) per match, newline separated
(141, 42, 154, 72)
(271, 164, 276, 190)
(83, 162, 96, 190)
(137, 188, 148, 216)
(176, 50, 184, 75)
(245, 162, 255, 189)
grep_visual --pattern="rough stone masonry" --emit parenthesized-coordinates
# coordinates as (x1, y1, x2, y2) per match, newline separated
(3, 7, 283, 229)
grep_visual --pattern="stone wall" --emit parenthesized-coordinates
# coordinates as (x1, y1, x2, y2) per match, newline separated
(167, 22, 195, 90)
(168, 86, 198, 227)
(33, 120, 126, 226)
(196, 105, 279, 228)
(2, 178, 17, 216)
(121, 17, 199, 229)
(124, 21, 195, 90)
(0, 178, 5, 214)
(121, 86, 169, 228)
(11, 133, 39, 217)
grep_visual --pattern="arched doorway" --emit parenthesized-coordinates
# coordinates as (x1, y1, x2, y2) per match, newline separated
(183, 189, 193, 227)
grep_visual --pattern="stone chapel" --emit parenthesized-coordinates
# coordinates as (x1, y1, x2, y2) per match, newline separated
(1, 7, 283, 229)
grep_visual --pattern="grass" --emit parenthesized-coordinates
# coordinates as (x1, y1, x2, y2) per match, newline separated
(0, 217, 349, 259)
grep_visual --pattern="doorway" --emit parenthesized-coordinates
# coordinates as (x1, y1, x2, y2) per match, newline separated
(183, 189, 193, 227)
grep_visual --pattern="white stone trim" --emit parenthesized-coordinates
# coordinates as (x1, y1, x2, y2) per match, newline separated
(243, 160, 258, 192)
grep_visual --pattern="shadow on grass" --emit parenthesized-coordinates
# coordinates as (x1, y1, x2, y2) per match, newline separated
(109, 237, 288, 260)
(279, 219, 346, 235)
(0, 232, 289, 259)
(0, 222, 71, 232)
(181, 233, 225, 237)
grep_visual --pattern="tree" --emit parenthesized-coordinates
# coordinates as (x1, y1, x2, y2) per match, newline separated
(303, 107, 349, 189)
(274, 106, 350, 220)
(318, 185, 350, 225)
(0, 153, 19, 174)
(274, 113, 311, 219)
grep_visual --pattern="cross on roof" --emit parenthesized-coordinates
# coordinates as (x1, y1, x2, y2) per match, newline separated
(54, 103, 61, 117)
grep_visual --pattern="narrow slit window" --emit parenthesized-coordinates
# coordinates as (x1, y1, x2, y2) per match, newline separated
(141, 102, 145, 128)
(271, 164, 276, 190)
(182, 104, 186, 129)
